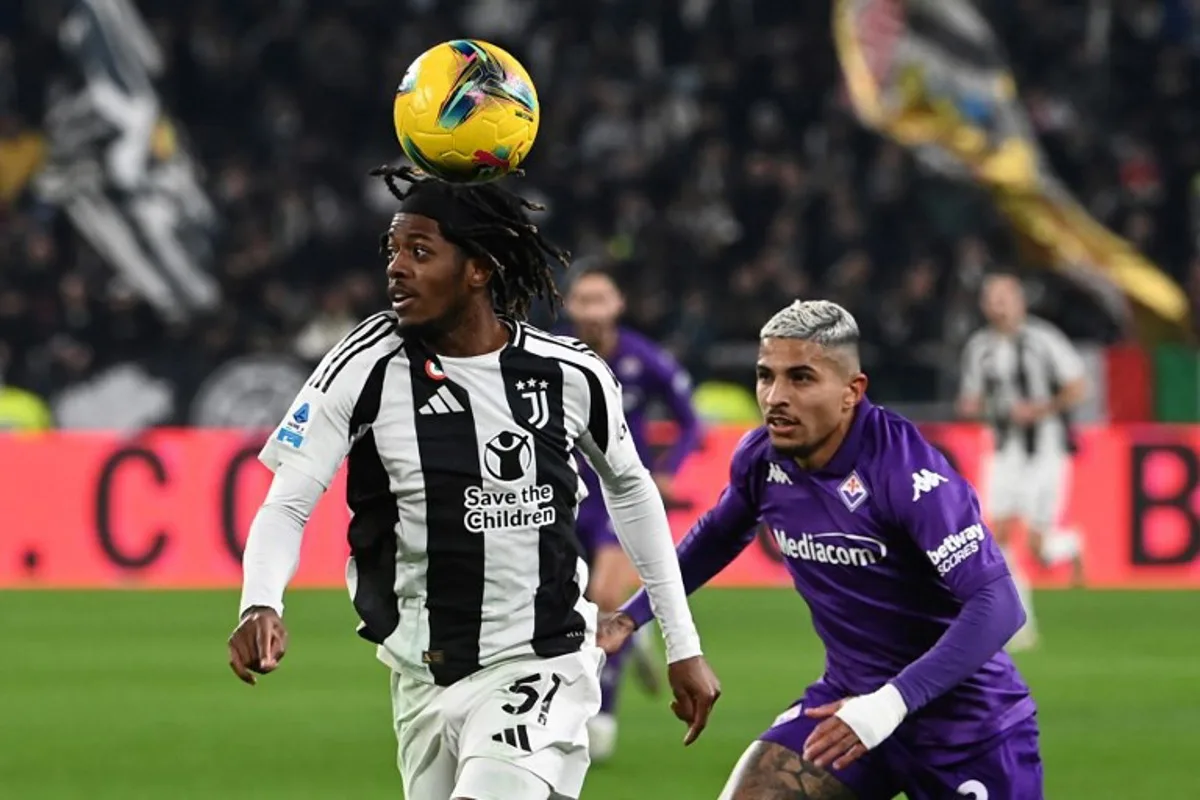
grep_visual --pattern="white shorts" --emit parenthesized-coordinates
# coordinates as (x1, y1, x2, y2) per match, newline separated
(390, 646, 604, 800)
(986, 440, 1071, 533)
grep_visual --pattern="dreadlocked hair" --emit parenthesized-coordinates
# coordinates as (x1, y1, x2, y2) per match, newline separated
(371, 165, 572, 322)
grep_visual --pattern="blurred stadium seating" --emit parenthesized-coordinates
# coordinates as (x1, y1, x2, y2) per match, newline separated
(4, 0, 1199, 428)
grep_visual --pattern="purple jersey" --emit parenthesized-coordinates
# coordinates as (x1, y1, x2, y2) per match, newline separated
(640, 398, 1035, 750)
(569, 327, 699, 558)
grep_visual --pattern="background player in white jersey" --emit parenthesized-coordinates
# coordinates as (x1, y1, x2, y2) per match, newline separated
(227, 166, 720, 800)
(957, 274, 1087, 651)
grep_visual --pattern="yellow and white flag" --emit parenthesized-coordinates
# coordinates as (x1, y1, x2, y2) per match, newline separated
(834, 0, 1191, 340)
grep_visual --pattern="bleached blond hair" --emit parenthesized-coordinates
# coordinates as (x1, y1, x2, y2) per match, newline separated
(760, 300, 860, 346)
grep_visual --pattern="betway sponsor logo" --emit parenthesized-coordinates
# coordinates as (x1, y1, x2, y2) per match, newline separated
(926, 523, 985, 576)
(772, 529, 887, 568)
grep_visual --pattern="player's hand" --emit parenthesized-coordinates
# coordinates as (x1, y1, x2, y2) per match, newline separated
(228, 606, 288, 686)
(802, 699, 865, 770)
(666, 655, 721, 746)
(596, 611, 636, 655)
(1009, 400, 1044, 426)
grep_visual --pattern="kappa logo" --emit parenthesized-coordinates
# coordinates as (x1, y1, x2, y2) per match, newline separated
(911, 469, 948, 501)
(516, 378, 550, 429)
(838, 471, 869, 511)
(418, 385, 464, 416)
(767, 463, 792, 485)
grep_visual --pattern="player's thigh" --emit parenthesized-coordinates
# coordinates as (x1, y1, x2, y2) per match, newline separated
(1027, 453, 1069, 533)
(390, 670, 459, 799)
(903, 718, 1044, 800)
(718, 696, 900, 800)
(454, 756, 552, 800)
(985, 444, 1027, 526)
(458, 648, 603, 800)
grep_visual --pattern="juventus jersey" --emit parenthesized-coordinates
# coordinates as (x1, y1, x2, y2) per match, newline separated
(259, 312, 641, 687)
(959, 316, 1085, 456)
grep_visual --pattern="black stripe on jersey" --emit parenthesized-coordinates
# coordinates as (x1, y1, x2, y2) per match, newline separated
(345, 347, 404, 645)
(523, 327, 619, 384)
(407, 341, 486, 686)
(310, 312, 396, 392)
(501, 347, 587, 659)
(520, 330, 614, 452)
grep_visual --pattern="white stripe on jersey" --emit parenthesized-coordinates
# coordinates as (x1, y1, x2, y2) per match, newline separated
(960, 316, 1084, 454)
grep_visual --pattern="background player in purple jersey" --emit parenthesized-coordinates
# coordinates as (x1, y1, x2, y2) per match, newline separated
(601, 300, 1042, 799)
(563, 265, 702, 762)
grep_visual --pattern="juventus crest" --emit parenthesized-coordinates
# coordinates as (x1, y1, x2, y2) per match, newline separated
(515, 379, 550, 429)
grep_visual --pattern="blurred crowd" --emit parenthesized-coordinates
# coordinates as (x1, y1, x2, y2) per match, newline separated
(2, 0, 1199, 425)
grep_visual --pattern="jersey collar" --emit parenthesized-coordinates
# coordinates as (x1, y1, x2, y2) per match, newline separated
(819, 396, 873, 477)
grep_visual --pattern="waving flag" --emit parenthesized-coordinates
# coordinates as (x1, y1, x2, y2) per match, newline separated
(34, 0, 220, 323)
(834, 0, 1191, 341)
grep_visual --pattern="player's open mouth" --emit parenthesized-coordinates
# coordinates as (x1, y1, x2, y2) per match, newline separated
(390, 291, 416, 311)
(766, 416, 799, 434)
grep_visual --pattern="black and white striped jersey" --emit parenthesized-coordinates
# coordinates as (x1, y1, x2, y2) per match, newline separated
(959, 315, 1085, 455)
(259, 312, 641, 687)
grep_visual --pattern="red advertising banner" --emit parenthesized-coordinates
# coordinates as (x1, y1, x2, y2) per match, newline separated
(2, 424, 1200, 588)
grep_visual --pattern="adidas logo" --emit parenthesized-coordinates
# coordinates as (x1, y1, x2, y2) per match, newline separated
(767, 463, 792, 485)
(418, 385, 464, 415)
(491, 724, 532, 752)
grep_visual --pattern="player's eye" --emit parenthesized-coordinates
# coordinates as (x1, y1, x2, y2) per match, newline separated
(412, 245, 431, 259)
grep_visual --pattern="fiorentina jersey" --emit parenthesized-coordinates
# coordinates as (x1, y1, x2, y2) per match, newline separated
(699, 397, 1035, 749)
(559, 328, 699, 519)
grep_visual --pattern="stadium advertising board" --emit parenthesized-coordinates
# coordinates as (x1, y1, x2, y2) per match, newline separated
(3, 425, 1200, 589)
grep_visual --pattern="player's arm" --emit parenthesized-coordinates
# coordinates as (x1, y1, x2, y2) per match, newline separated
(1034, 326, 1087, 419)
(955, 332, 986, 420)
(618, 433, 762, 628)
(647, 351, 701, 476)
(804, 440, 1024, 767)
(575, 371, 703, 665)
(230, 332, 373, 684)
(576, 358, 722, 744)
(840, 443, 1025, 742)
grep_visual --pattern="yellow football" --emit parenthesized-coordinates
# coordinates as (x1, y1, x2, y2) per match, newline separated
(393, 39, 540, 183)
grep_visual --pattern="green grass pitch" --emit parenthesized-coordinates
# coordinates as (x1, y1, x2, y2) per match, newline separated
(2, 589, 1196, 798)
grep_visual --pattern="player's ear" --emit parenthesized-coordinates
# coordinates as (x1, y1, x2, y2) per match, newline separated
(844, 373, 867, 411)
(464, 255, 494, 291)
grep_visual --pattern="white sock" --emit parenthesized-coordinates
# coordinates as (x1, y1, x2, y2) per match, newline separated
(1040, 528, 1082, 565)
(587, 713, 618, 763)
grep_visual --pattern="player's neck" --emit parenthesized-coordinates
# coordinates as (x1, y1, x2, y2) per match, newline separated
(592, 327, 619, 359)
(426, 304, 510, 357)
(792, 415, 854, 471)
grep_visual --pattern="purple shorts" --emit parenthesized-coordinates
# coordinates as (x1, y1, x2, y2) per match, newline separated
(760, 683, 1043, 800)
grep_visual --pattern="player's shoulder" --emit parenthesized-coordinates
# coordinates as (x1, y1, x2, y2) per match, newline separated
(962, 325, 993, 352)
(514, 322, 614, 378)
(619, 327, 685, 374)
(858, 402, 967, 506)
(730, 426, 773, 480)
(307, 310, 404, 395)
(1024, 315, 1071, 344)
